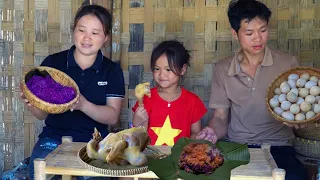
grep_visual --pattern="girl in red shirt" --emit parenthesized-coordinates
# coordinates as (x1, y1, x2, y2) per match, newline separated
(132, 40, 207, 146)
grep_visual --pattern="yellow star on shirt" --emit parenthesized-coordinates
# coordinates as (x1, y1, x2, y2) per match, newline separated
(151, 115, 182, 146)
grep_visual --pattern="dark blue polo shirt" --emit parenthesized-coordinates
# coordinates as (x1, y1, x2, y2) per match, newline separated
(38, 46, 125, 142)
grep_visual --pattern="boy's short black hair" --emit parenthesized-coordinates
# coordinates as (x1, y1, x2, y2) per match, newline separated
(150, 40, 190, 75)
(228, 0, 271, 33)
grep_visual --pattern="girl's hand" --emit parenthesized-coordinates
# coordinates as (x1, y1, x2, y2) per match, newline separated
(133, 106, 149, 126)
(71, 94, 87, 112)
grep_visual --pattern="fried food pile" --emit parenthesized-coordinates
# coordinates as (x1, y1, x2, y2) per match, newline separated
(86, 127, 150, 166)
(178, 143, 224, 175)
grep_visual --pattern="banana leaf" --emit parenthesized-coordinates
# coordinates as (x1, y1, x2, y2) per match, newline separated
(148, 138, 250, 180)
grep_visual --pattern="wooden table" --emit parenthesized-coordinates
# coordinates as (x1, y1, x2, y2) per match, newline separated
(34, 137, 285, 180)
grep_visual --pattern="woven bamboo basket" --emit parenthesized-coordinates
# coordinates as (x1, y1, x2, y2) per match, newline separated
(266, 67, 320, 124)
(294, 122, 320, 141)
(21, 66, 80, 114)
(293, 137, 320, 159)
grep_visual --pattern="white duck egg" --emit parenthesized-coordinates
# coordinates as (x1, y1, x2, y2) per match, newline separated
(289, 88, 299, 95)
(313, 104, 320, 114)
(269, 98, 279, 108)
(316, 96, 320, 102)
(287, 92, 298, 103)
(306, 111, 316, 119)
(288, 74, 299, 81)
(300, 102, 312, 112)
(278, 94, 287, 103)
(310, 76, 319, 82)
(305, 95, 316, 104)
(305, 81, 317, 89)
(274, 107, 284, 116)
(295, 113, 306, 121)
(310, 86, 320, 96)
(274, 88, 281, 95)
(287, 79, 296, 88)
(299, 88, 309, 98)
(282, 111, 294, 121)
(296, 78, 307, 88)
(319, 100, 320, 104)
(281, 101, 292, 111)
(300, 73, 310, 80)
(290, 104, 300, 114)
(280, 82, 291, 94)
(296, 97, 305, 105)
(273, 95, 280, 100)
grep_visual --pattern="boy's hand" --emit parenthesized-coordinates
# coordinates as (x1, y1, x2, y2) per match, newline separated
(196, 126, 218, 144)
(283, 122, 309, 129)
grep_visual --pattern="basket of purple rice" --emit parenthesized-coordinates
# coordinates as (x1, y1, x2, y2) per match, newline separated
(21, 66, 80, 114)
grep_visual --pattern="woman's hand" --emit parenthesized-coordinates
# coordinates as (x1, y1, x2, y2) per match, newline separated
(19, 82, 48, 120)
(71, 94, 87, 112)
(20, 83, 33, 107)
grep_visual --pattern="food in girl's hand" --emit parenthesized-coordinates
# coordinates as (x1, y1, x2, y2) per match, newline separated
(269, 73, 320, 121)
(135, 82, 151, 106)
(26, 75, 76, 104)
(178, 143, 224, 175)
(86, 127, 150, 166)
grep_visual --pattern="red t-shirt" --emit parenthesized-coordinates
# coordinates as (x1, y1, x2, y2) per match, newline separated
(132, 87, 207, 146)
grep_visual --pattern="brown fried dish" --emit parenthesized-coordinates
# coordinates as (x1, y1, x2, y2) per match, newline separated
(178, 143, 224, 175)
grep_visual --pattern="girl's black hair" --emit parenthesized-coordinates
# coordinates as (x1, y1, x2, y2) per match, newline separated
(150, 40, 191, 75)
(228, 0, 271, 33)
(73, 4, 112, 36)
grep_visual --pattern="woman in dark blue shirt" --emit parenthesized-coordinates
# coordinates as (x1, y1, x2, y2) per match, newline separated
(20, 5, 125, 179)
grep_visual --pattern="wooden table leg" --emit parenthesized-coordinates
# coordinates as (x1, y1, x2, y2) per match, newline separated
(34, 158, 46, 180)
(272, 168, 286, 180)
(62, 136, 73, 143)
(61, 136, 73, 180)
(261, 143, 286, 180)
(62, 176, 72, 180)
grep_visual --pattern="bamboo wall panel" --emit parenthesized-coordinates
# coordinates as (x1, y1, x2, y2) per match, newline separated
(0, 0, 319, 173)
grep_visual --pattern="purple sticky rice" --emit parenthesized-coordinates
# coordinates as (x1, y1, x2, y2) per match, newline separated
(26, 75, 76, 104)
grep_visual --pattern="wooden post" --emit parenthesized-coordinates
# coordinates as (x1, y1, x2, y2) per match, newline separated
(62, 136, 73, 143)
(261, 143, 278, 170)
(272, 168, 286, 180)
(61, 136, 73, 180)
(34, 158, 46, 180)
(261, 143, 286, 180)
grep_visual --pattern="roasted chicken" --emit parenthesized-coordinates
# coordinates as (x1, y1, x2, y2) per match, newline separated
(86, 127, 150, 166)
(135, 82, 151, 106)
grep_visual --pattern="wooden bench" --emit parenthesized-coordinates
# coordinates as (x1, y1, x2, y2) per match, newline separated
(33, 137, 285, 180)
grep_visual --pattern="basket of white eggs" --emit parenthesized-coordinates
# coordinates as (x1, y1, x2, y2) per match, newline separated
(266, 67, 320, 124)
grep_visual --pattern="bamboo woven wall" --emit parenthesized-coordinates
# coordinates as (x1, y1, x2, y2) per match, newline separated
(0, 0, 320, 173)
